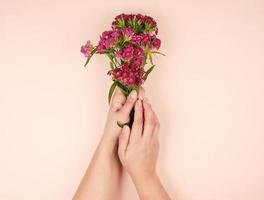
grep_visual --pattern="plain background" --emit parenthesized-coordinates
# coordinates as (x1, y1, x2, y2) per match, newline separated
(1, 0, 264, 199)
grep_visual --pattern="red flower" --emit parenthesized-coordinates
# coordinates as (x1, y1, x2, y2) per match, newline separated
(97, 30, 121, 53)
(150, 35, 161, 49)
(82, 13, 164, 90)
(123, 27, 134, 37)
(122, 45, 134, 59)
(144, 15, 157, 28)
(131, 34, 143, 44)
(109, 63, 145, 86)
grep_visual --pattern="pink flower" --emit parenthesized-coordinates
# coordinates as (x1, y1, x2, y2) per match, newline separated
(136, 14, 144, 21)
(143, 15, 157, 28)
(111, 13, 159, 36)
(82, 13, 163, 88)
(122, 45, 135, 59)
(113, 13, 127, 22)
(141, 33, 150, 45)
(112, 13, 127, 28)
(81, 40, 93, 58)
(123, 27, 134, 37)
(131, 34, 143, 44)
(109, 62, 145, 86)
(116, 45, 135, 60)
(116, 45, 144, 65)
(133, 46, 144, 65)
(97, 30, 121, 53)
(150, 35, 161, 49)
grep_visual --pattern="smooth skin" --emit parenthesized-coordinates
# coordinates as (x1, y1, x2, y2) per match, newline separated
(73, 87, 170, 200)
(119, 98, 170, 200)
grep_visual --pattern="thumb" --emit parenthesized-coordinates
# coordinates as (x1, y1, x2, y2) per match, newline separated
(118, 125, 130, 159)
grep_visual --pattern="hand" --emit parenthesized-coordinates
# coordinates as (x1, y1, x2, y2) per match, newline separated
(118, 98, 171, 199)
(73, 87, 145, 200)
(100, 87, 145, 153)
(118, 98, 160, 180)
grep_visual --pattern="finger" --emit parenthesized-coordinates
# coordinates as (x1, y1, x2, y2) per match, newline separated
(152, 112, 160, 141)
(120, 90, 137, 116)
(118, 125, 130, 159)
(110, 87, 126, 111)
(130, 100, 143, 144)
(153, 126, 160, 150)
(138, 87, 145, 100)
(142, 98, 156, 142)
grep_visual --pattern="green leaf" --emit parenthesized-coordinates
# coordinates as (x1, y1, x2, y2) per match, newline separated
(115, 81, 129, 96)
(151, 51, 166, 56)
(84, 48, 97, 67)
(149, 52, 154, 65)
(127, 85, 139, 93)
(108, 81, 117, 104)
(110, 61, 114, 69)
(144, 65, 155, 81)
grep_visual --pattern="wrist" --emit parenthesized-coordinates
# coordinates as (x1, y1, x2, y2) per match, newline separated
(97, 134, 119, 159)
(130, 172, 169, 199)
(130, 169, 158, 186)
(101, 122, 121, 144)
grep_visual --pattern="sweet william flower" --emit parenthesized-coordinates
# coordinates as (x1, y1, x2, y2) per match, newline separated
(151, 35, 161, 49)
(112, 13, 158, 34)
(133, 46, 144, 65)
(136, 14, 144, 21)
(143, 15, 158, 32)
(131, 34, 143, 44)
(141, 33, 150, 45)
(97, 30, 121, 53)
(121, 45, 135, 59)
(123, 27, 134, 37)
(117, 45, 144, 65)
(108, 62, 145, 86)
(82, 13, 164, 106)
(81, 40, 93, 58)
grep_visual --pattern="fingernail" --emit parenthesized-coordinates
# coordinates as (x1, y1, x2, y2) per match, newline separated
(138, 88, 145, 100)
(130, 90, 137, 99)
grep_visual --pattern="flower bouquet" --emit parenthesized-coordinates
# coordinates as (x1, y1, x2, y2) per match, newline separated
(81, 13, 164, 126)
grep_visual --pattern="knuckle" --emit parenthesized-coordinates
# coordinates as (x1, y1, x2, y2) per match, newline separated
(115, 93, 122, 100)
(127, 96, 136, 105)
(111, 102, 122, 110)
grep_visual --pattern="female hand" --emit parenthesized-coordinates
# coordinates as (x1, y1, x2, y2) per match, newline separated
(118, 98, 160, 180)
(73, 87, 145, 200)
(118, 98, 171, 199)
(100, 87, 145, 152)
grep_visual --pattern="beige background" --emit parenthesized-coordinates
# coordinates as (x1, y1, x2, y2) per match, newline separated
(1, 0, 264, 199)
